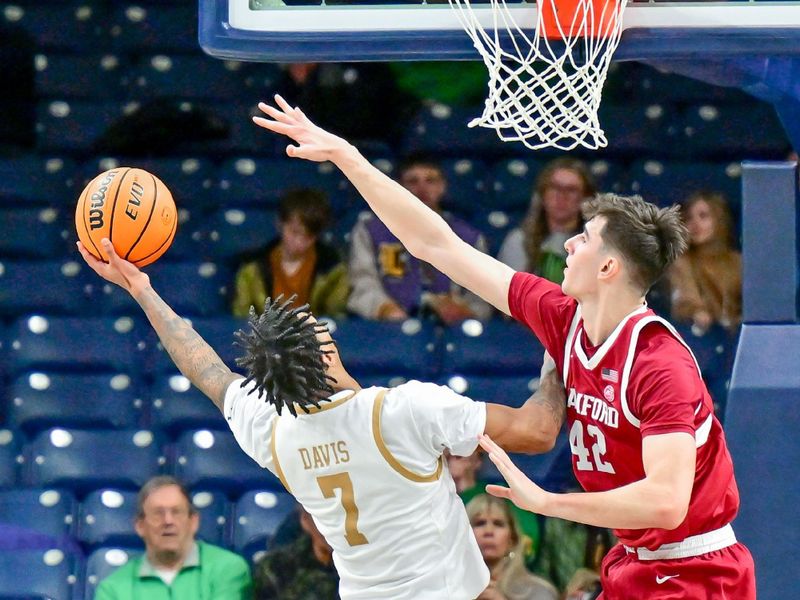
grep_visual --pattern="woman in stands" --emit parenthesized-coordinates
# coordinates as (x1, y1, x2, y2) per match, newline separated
(467, 494, 558, 600)
(497, 158, 596, 285)
(668, 190, 742, 332)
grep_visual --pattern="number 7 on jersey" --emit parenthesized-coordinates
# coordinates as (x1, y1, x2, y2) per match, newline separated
(317, 472, 369, 546)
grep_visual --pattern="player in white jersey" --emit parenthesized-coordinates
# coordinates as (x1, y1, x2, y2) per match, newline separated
(78, 237, 567, 600)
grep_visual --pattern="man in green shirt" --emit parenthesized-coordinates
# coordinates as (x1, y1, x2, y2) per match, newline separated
(95, 476, 252, 600)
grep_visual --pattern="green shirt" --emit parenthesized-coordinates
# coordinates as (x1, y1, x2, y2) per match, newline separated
(95, 541, 252, 600)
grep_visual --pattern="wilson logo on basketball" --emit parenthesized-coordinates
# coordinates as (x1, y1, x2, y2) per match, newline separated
(88, 169, 118, 230)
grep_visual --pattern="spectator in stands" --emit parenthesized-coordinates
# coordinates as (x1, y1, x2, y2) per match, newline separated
(668, 190, 742, 332)
(447, 449, 541, 567)
(497, 158, 596, 284)
(467, 494, 559, 600)
(95, 476, 252, 600)
(253, 505, 339, 600)
(348, 155, 492, 324)
(232, 188, 348, 319)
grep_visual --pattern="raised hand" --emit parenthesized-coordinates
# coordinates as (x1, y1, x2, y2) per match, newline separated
(478, 433, 550, 514)
(252, 94, 351, 163)
(77, 238, 149, 296)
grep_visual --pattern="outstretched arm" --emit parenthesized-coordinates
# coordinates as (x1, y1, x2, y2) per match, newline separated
(253, 95, 516, 315)
(77, 239, 240, 411)
(479, 431, 695, 530)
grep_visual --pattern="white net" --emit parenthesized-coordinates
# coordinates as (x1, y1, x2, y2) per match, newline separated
(447, 0, 627, 151)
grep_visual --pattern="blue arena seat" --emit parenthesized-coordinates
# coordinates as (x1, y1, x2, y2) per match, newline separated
(84, 547, 141, 600)
(96, 261, 229, 317)
(672, 322, 734, 414)
(77, 489, 142, 550)
(217, 157, 346, 208)
(0, 488, 76, 542)
(35, 53, 127, 99)
(203, 207, 278, 261)
(191, 489, 229, 547)
(122, 157, 216, 213)
(678, 102, 790, 160)
(0, 429, 23, 489)
(131, 54, 248, 100)
(627, 160, 742, 209)
(439, 158, 490, 218)
(441, 318, 545, 377)
(470, 208, 525, 257)
(402, 103, 505, 157)
(490, 158, 542, 212)
(8, 372, 143, 435)
(148, 316, 246, 375)
(325, 317, 438, 379)
(108, 5, 198, 52)
(6, 315, 148, 376)
(172, 429, 282, 494)
(36, 100, 127, 152)
(0, 156, 77, 207)
(149, 374, 228, 434)
(1, 3, 108, 51)
(441, 374, 539, 407)
(0, 260, 90, 317)
(0, 548, 80, 600)
(232, 490, 296, 559)
(586, 159, 628, 194)
(24, 428, 164, 494)
(0, 209, 69, 258)
(598, 102, 677, 159)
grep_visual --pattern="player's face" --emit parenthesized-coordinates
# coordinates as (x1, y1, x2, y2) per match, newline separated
(471, 506, 514, 564)
(280, 214, 316, 259)
(685, 199, 715, 246)
(541, 168, 584, 228)
(562, 216, 607, 299)
(400, 165, 446, 210)
(135, 485, 199, 559)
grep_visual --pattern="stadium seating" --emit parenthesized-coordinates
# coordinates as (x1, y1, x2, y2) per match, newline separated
(441, 374, 539, 407)
(107, 5, 198, 52)
(0, 548, 80, 600)
(489, 158, 544, 212)
(1, 3, 109, 51)
(203, 207, 277, 261)
(441, 319, 546, 376)
(36, 100, 128, 152)
(0, 209, 70, 258)
(627, 160, 742, 209)
(0, 487, 76, 542)
(147, 316, 246, 375)
(192, 489, 230, 547)
(7, 371, 143, 435)
(439, 157, 490, 218)
(172, 429, 282, 494)
(130, 54, 248, 101)
(6, 316, 148, 376)
(84, 547, 140, 599)
(401, 103, 506, 157)
(0, 260, 90, 317)
(35, 53, 128, 100)
(232, 490, 296, 559)
(24, 428, 164, 494)
(0, 429, 22, 489)
(149, 374, 227, 434)
(0, 155, 76, 207)
(325, 317, 438, 379)
(77, 489, 142, 550)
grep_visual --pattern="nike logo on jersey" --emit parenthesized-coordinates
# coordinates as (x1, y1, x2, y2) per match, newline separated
(656, 574, 680, 584)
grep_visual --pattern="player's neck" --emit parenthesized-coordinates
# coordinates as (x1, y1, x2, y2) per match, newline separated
(579, 287, 646, 346)
(330, 370, 362, 394)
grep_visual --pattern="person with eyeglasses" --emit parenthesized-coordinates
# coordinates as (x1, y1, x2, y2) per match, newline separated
(94, 475, 252, 600)
(498, 158, 596, 285)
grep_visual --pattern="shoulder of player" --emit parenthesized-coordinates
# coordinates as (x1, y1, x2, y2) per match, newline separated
(631, 321, 698, 372)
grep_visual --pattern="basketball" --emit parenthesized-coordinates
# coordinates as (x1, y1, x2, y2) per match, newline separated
(75, 167, 177, 267)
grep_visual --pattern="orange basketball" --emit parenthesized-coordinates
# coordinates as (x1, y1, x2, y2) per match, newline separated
(75, 167, 177, 267)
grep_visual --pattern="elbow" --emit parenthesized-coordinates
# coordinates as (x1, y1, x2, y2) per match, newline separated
(654, 499, 689, 530)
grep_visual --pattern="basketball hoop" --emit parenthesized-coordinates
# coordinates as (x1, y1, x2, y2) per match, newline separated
(447, 0, 627, 151)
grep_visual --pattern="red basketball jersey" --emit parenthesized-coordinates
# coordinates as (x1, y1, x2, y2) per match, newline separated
(508, 272, 740, 549)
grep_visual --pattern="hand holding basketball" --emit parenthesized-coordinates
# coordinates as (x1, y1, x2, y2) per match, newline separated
(253, 94, 351, 163)
(77, 238, 150, 296)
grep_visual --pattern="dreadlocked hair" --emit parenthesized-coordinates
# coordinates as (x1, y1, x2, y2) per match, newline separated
(234, 295, 336, 417)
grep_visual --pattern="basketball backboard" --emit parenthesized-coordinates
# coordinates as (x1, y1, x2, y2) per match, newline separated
(200, 0, 800, 62)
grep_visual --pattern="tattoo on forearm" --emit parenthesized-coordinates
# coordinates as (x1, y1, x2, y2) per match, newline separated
(138, 286, 235, 412)
(528, 369, 567, 428)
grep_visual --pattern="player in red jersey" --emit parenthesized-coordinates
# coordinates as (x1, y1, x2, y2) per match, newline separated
(251, 95, 756, 599)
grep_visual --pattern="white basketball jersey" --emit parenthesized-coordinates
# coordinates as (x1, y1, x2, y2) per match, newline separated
(225, 380, 489, 600)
